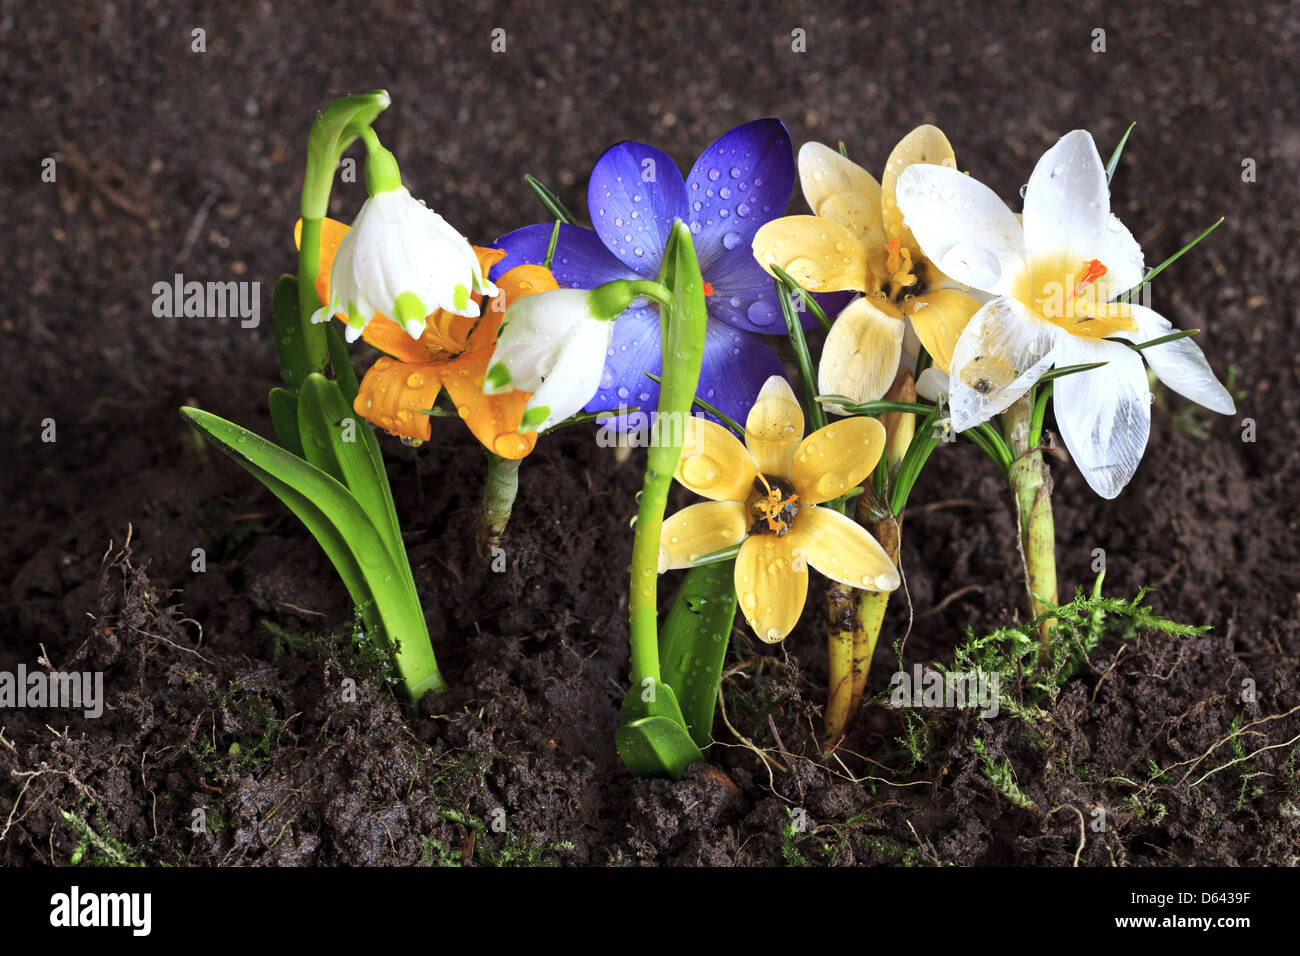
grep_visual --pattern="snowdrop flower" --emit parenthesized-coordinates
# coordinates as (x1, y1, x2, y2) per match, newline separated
(313, 143, 495, 343)
(896, 130, 1235, 498)
(484, 281, 638, 432)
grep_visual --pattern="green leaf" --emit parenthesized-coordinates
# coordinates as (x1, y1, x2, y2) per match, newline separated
(771, 264, 834, 332)
(302, 90, 391, 220)
(178, 406, 445, 699)
(776, 278, 827, 432)
(1121, 218, 1224, 299)
(268, 387, 304, 458)
(1105, 122, 1136, 183)
(658, 560, 737, 750)
(615, 717, 704, 780)
(524, 174, 577, 225)
(326, 323, 360, 404)
(296, 374, 406, 570)
(1116, 328, 1200, 351)
(1038, 361, 1108, 384)
(272, 275, 308, 388)
(818, 395, 936, 416)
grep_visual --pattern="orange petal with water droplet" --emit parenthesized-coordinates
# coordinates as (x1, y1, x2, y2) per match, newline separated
(353, 360, 445, 443)
(440, 349, 538, 460)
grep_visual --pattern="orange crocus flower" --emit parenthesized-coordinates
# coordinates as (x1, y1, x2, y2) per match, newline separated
(298, 218, 558, 460)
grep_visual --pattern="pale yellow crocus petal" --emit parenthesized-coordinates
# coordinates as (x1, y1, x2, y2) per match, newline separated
(817, 296, 906, 413)
(658, 501, 749, 573)
(734, 533, 808, 643)
(792, 506, 900, 592)
(675, 416, 758, 502)
(881, 125, 957, 260)
(904, 288, 982, 373)
(798, 142, 888, 258)
(790, 416, 886, 505)
(752, 215, 869, 293)
(744, 376, 805, 478)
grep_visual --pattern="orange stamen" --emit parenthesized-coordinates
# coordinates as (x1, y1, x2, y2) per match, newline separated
(702, 281, 714, 297)
(754, 473, 798, 534)
(1072, 259, 1108, 298)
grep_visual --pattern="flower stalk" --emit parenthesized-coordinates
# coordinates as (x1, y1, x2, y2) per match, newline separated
(1004, 393, 1058, 654)
(476, 452, 521, 561)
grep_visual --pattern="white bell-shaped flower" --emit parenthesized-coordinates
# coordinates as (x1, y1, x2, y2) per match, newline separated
(484, 282, 638, 432)
(314, 182, 496, 342)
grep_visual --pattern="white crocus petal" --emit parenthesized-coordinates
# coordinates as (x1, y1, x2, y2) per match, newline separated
(895, 163, 1028, 297)
(1022, 130, 1110, 272)
(1118, 304, 1236, 414)
(1094, 214, 1145, 301)
(947, 297, 1062, 431)
(1052, 335, 1151, 499)
(484, 289, 591, 394)
(915, 366, 950, 402)
(523, 318, 613, 432)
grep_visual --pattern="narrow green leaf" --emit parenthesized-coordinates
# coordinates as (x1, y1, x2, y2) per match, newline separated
(615, 716, 704, 780)
(268, 387, 304, 458)
(776, 278, 827, 432)
(179, 406, 444, 698)
(771, 263, 833, 332)
(325, 323, 360, 405)
(544, 220, 562, 270)
(524, 174, 577, 225)
(1122, 218, 1224, 299)
(272, 275, 308, 388)
(1114, 328, 1200, 352)
(1105, 122, 1136, 183)
(658, 561, 738, 751)
(296, 374, 406, 570)
(819, 396, 936, 416)
(1038, 361, 1108, 384)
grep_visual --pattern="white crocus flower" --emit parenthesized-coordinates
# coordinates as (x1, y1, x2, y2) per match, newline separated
(895, 130, 1235, 498)
(314, 186, 496, 342)
(483, 282, 637, 433)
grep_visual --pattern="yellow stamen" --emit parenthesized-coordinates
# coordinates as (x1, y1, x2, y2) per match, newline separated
(884, 237, 917, 291)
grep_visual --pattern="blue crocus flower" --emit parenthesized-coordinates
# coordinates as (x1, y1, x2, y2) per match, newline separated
(491, 119, 826, 430)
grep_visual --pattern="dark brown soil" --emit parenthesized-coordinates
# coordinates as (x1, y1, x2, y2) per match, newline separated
(2, 1, 1298, 866)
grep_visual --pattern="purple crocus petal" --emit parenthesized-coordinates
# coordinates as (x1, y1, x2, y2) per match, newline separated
(685, 119, 795, 272)
(696, 321, 788, 428)
(587, 141, 688, 277)
(585, 307, 787, 433)
(702, 245, 790, 334)
(813, 290, 855, 323)
(489, 222, 639, 289)
(586, 305, 662, 431)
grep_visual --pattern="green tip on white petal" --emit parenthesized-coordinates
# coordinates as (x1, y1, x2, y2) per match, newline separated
(519, 405, 550, 432)
(394, 291, 427, 339)
(453, 283, 471, 313)
(485, 361, 513, 394)
(345, 302, 368, 343)
(310, 305, 331, 325)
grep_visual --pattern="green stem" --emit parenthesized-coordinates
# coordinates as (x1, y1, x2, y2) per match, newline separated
(628, 224, 708, 688)
(297, 216, 327, 375)
(476, 452, 521, 561)
(1004, 394, 1058, 655)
